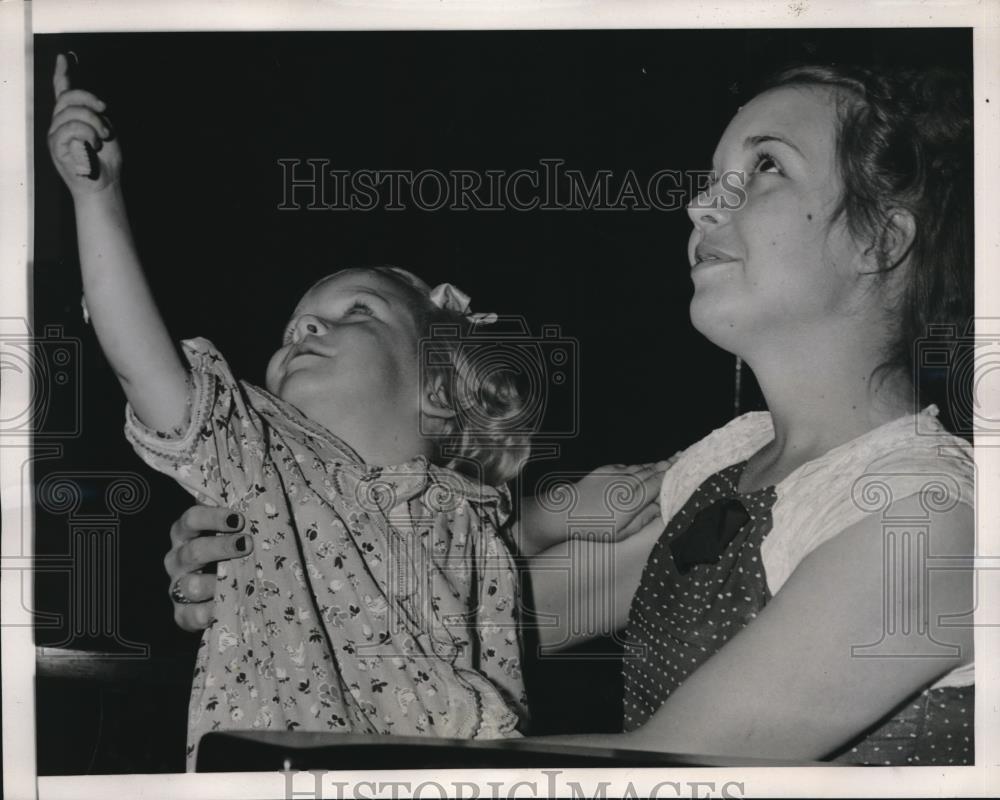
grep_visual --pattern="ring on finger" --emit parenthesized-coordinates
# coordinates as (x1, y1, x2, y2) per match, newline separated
(170, 577, 194, 605)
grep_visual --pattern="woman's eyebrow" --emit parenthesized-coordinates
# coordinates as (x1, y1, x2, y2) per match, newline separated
(710, 133, 805, 173)
(743, 133, 805, 158)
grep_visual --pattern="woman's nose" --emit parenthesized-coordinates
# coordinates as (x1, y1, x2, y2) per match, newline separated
(291, 314, 328, 343)
(686, 182, 733, 230)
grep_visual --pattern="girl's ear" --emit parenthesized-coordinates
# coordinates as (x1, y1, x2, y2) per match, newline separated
(421, 377, 457, 425)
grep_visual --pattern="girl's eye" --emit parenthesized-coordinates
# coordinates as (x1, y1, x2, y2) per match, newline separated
(346, 301, 375, 316)
(282, 323, 296, 345)
(752, 151, 782, 175)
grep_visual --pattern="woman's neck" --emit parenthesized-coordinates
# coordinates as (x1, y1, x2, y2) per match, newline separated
(738, 348, 914, 492)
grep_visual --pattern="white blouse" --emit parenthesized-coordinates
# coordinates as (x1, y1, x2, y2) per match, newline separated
(659, 406, 974, 689)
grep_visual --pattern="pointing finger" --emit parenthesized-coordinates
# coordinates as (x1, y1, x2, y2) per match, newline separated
(53, 54, 71, 99)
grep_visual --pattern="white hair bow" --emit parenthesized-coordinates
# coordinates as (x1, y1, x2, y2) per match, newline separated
(429, 283, 498, 325)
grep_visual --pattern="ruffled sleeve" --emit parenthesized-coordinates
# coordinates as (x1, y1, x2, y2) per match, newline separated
(659, 412, 775, 524)
(124, 337, 265, 507)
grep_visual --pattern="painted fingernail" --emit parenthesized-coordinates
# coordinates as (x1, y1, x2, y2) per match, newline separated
(226, 513, 241, 529)
(188, 576, 201, 595)
(235, 535, 247, 553)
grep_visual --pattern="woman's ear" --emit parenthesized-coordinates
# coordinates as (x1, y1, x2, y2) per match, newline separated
(420, 377, 457, 430)
(878, 209, 917, 271)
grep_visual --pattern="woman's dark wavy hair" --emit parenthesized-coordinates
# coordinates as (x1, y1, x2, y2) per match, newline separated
(758, 64, 973, 433)
(358, 266, 533, 487)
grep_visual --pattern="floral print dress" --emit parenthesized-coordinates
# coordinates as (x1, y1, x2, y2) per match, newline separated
(125, 339, 527, 769)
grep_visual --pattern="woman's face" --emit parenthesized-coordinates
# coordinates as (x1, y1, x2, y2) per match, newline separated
(686, 85, 869, 355)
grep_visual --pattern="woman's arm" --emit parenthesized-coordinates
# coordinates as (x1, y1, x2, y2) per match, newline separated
(48, 55, 188, 431)
(530, 495, 973, 759)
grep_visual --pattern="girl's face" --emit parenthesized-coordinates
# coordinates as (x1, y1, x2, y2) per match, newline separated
(686, 85, 870, 355)
(265, 270, 423, 432)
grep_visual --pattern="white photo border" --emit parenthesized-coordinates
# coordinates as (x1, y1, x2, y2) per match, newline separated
(3, 1, 999, 798)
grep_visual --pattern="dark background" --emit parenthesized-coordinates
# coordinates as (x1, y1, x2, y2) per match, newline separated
(31, 28, 972, 773)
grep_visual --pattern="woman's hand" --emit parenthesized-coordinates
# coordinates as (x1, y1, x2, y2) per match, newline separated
(164, 505, 252, 631)
(48, 53, 122, 196)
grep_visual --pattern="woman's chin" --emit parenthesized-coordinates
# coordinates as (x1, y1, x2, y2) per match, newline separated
(689, 296, 746, 353)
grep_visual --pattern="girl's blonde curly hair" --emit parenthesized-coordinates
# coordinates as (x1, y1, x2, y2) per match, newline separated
(345, 266, 535, 487)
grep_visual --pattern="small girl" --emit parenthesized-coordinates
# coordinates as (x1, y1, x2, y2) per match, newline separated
(48, 56, 531, 767)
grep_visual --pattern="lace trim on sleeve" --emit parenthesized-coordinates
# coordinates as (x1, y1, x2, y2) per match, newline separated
(659, 412, 775, 524)
(763, 408, 974, 597)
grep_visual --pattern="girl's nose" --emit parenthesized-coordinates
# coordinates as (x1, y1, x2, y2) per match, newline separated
(291, 314, 328, 343)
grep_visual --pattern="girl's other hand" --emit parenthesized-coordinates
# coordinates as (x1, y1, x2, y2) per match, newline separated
(48, 53, 122, 195)
(164, 505, 252, 632)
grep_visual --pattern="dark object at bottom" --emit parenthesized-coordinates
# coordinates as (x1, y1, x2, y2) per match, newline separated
(196, 731, 823, 771)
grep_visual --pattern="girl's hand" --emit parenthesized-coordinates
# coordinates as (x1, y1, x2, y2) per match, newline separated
(48, 53, 121, 196)
(520, 456, 678, 556)
(164, 505, 252, 632)
(566, 458, 677, 541)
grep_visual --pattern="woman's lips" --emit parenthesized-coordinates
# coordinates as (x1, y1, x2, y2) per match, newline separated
(691, 255, 741, 274)
(692, 242, 738, 267)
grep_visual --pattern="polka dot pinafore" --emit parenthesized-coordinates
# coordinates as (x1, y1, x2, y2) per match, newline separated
(622, 461, 775, 730)
(621, 458, 973, 765)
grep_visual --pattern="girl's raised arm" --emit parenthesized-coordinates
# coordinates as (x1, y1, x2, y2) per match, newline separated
(48, 55, 188, 431)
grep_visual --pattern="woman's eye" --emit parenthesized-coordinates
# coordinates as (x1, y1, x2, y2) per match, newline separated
(752, 151, 781, 174)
